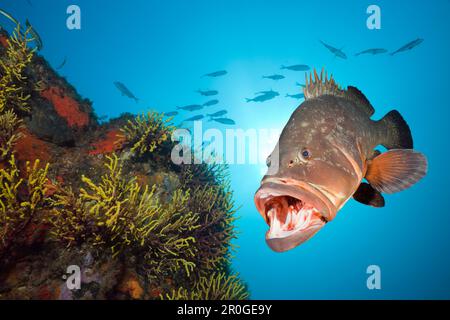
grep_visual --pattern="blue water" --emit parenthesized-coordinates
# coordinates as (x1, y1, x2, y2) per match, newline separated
(3, 0, 450, 299)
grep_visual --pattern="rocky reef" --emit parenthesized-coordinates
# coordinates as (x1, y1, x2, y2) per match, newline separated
(0, 25, 248, 300)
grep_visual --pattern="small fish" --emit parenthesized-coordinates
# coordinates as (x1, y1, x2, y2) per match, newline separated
(0, 8, 19, 25)
(263, 74, 285, 81)
(296, 82, 306, 88)
(355, 48, 388, 56)
(97, 115, 109, 121)
(280, 64, 310, 71)
(203, 99, 219, 107)
(246, 91, 279, 103)
(207, 110, 228, 118)
(211, 117, 235, 125)
(255, 89, 278, 95)
(285, 93, 305, 100)
(26, 0, 33, 6)
(255, 69, 427, 253)
(390, 38, 424, 56)
(165, 111, 179, 117)
(25, 19, 43, 51)
(203, 70, 227, 77)
(177, 104, 203, 111)
(196, 89, 218, 96)
(182, 115, 204, 122)
(113, 82, 139, 102)
(320, 40, 347, 59)
(56, 57, 67, 70)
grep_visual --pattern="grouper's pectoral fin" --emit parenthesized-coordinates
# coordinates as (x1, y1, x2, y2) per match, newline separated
(353, 182, 385, 207)
(365, 149, 428, 194)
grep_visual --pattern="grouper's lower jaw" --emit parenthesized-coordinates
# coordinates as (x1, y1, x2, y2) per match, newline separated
(254, 179, 336, 252)
(266, 221, 324, 253)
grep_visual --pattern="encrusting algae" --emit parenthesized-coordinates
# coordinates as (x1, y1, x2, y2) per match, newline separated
(0, 21, 249, 300)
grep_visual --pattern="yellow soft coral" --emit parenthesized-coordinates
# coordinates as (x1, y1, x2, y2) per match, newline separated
(0, 24, 34, 160)
(49, 154, 202, 277)
(0, 24, 34, 114)
(161, 272, 249, 300)
(0, 155, 50, 252)
(118, 111, 174, 156)
(0, 109, 23, 160)
(187, 184, 237, 270)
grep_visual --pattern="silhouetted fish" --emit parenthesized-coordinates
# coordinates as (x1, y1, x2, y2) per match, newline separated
(296, 82, 306, 88)
(255, 89, 278, 95)
(203, 99, 219, 107)
(280, 64, 310, 71)
(355, 48, 387, 56)
(203, 70, 227, 77)
(263, 74, 285, 80)
(320, 40, 347, 59)
(197, 89, 219, 96)
(246, 90, 279, 103)
(255, 90, 270, 95)
(182, 115, 204, 122)
(211, 117, 235, 125)
(165, 111, 179, 117)
(113, 82, 139, 102)
(286, 93, 305, 100)
(390, 38, 424, 56)
(207, 110, 227, 118)
(56, 57, 67, 70)
(177, 104, 203, 111)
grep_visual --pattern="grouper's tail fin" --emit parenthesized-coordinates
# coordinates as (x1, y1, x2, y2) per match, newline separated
(379, 110, 413, 149)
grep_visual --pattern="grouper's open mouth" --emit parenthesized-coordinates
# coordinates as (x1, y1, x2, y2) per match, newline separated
(254, 178, 336, 252)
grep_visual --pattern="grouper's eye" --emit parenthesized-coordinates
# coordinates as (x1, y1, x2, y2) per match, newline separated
(298, 148, 311, 162)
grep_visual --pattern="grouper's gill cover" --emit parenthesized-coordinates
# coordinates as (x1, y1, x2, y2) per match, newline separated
(254, 69, 428, 252)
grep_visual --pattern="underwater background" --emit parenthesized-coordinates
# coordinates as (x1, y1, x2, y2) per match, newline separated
(2, 0, 449, 299)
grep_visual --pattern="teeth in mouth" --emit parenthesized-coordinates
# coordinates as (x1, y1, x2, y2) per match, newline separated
(285, 207, 293, 227)
(269, 208, 282, 230)
(266, 197, 320, 239)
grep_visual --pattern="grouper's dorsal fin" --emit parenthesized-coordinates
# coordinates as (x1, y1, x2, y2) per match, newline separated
(345, 86, 375, 116)
(304, 68, 345, 100)
(304, 69, 375, 116)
